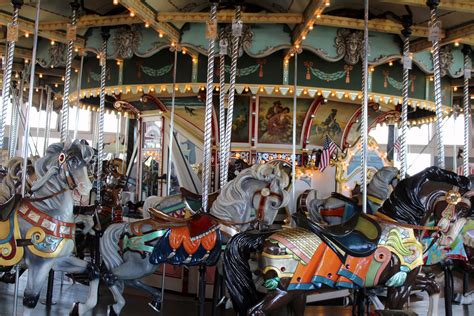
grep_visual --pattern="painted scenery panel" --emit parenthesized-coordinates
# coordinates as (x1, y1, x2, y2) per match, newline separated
(231, 96, 250, 143)
(257, 97, 312, 145)
(161, 97, 206, 131)
(308, 101, 359, 147)
(344, 107, 380, 147)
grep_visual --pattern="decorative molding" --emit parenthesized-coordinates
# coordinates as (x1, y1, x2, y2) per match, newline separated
(439, 46, 454, 78)
(219, 24, 253, 57)
(411, 22, 474, 52)
(0, 12, 85, 46)
(116, 0, 180, 43)
(37, 43, 67, 68)
(111, 25, 142, 59)
(379, 0, 474, 14)
(157, 11, 303, 24)
(39, 14, 143, 31)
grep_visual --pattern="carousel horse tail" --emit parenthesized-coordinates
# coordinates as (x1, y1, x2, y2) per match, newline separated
(223, 230, 274, 316)
(100, 223, 127, 271)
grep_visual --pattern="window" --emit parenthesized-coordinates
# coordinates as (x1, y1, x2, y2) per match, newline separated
(407, 124, 430, 145)
(407, 153, 432, 175)
(68, 107, 91, 132)
(442, 115, 464, 146)
(29, 107, 59, 129)
(369, 124, 389, 145)
(29, 137, 60, 156)
(104, 112, 120, 133)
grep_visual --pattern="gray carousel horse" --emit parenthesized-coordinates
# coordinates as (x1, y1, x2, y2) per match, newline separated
(100, 163, 290, 315)
(302, 166, 399, 225)
(0, 139, 99, 315)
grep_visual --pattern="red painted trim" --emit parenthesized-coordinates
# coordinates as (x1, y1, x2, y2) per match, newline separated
(300, 96, 324, 150)
(141, 94, 168, 112)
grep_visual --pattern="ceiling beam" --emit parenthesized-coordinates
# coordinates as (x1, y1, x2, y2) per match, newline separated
(39, 14, 143, 31)
(284, 0, 328, 60)
(0, 45, 32, 60)
(411, 22, 474, 52)
(316, 15, 436, 38)
(116, 0, 180, 43)
(157, 11, 303, 24)
(379, 0, 474, 14)
(0, 12, 85, 46)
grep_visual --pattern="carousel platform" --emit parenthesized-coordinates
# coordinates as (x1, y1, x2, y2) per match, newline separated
(0, 270, 471, 315)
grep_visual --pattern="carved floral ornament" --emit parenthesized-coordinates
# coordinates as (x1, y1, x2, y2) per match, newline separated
(218, 24, 253, 57)
(37, 43, 67, 68)
(438, 46, 454, 77)
(335, 28, 365, 65)
(111, 25, 142, 59)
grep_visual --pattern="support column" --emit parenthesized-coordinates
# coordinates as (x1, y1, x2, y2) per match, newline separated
(60, 0, 79, 142)
(461, 45, 471, 176)
(361, 0, 370, 213)
(97, 29, 109, 203)
(0, 0, 23, 150)
(202, 1, 218, 212)
(399, 14, 412, 179)
(218, 28, 227, 187)
(427, 0, 445, 168)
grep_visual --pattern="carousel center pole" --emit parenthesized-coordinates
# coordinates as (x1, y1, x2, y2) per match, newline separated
(292, 52, 298, 208)
(461, 45, 471, 176)
(60, 0, 79, 142)
(361, 0, 369, 214)
(0, 0, 23, 152)
(97, 29, 109, 204)
(221, 5, 242, 187)
(218, 28, 227, 187)
(202, 1, 218, 212)
(15, 1, 40, 315)
(427, 0, 445, 169)
(399, 15, 412, 180)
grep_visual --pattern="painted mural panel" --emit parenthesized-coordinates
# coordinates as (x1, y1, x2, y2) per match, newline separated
(344, 107, 381, 147)
(308, 100, 359, 147)
(231, 96, 250, 143)
(161, 96, 206, 131)
(257, 97, 312, 144)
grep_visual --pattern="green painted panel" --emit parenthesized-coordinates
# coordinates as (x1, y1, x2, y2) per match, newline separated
(371, 63, 426, 99)
(81, 56, 119, 89)
(427, 77, 453, 107)
(122, 50, 193, 85)
(289, 51, 363, 91)
(246, 24, 291, 56)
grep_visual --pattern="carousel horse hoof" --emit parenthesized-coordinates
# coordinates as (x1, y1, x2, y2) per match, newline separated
(107, 305, 119, 316)
(1, 272, 17, 283)
(70, 302, 80, 316)
(148, 299, 161, 313)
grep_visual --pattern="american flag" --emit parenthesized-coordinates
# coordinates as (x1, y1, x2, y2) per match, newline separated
(394, 136, 401, 156)
(319, 136, 337, 172)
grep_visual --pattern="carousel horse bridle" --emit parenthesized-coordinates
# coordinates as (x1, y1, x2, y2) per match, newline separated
(27, 151, 80, 203)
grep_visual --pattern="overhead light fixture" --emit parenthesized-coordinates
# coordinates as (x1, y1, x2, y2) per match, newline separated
(39, 73, 43, 78)
(145, 22, 150, 28)
(129, 11, 135, 17)
(24, 32, 29, 38)
(309, 24, 314, 29)
(50, 40, 55, 45)
(55, 83, 59, 88)
(159, 33, 164, 38)
(388, 61, 393, 66)
(454, 41, 460, 47)
(113, 0, 119, 5)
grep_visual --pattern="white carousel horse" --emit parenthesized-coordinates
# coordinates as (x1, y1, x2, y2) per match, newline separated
(0, 139, 99, 315)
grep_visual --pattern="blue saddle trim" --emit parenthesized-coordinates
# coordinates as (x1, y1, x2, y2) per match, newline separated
(0, 216, 15, 244)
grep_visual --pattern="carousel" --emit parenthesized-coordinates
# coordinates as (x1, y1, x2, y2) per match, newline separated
(0, 0, 473, 315)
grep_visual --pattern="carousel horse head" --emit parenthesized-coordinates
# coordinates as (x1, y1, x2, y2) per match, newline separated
(381, 166, 472, 246)
(367, 166, 399, 199)
(32, 139, 94, 196)
(211, 163, 290, 231)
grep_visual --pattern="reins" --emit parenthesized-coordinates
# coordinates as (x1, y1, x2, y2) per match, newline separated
(367, 212, 441, 231)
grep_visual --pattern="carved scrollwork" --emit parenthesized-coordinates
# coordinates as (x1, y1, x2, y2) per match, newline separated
(37, 43, 67, 68)
(112, 25, 142, 59)
(334, 28, 364, 65)
(219, 24, 253, 57)
(439, 46, 453, 77)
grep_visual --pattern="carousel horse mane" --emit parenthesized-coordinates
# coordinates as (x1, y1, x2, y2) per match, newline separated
(0, 157, 36, 204)
(367, 166, 399, 200)
(380, 166, 470, 225)
(31, 140, 94, 194)
(210, 163, 289, 227)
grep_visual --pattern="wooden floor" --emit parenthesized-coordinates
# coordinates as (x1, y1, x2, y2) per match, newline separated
(0, 271, 472, 315)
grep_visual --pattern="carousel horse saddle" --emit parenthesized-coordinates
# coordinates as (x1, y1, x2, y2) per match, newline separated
(149, 207, 218, 239)
(300, 213, 381, 257)
(0, 194, 21, 222)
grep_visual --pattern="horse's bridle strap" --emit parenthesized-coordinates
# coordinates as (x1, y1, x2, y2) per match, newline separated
(18, 201, 75, 239)
(368, 212, 441, 231)
(26, 188, 68, 202)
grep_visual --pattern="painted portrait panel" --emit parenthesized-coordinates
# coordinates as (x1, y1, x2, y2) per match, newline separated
(308, 100, 359, 147)
(344, 107, 380, 148)
(257, 97, 312, 144)
(231, 96, 250, 143)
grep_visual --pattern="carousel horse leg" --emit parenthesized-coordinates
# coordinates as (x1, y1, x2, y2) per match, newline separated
(248, 289, 302, 316)
(413, 272, 440, 316)
(198, 265, 206, 316)
(23, 260, 54, 316)
(289, 292, 306, 316)
(125, 279, 162, 312)
(443, 262, 453, 316)
(108, 284, 126, 315)
(211, 267, 221, 316)
(52, 256, 100, 315)
(385, 268, 420, 313)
